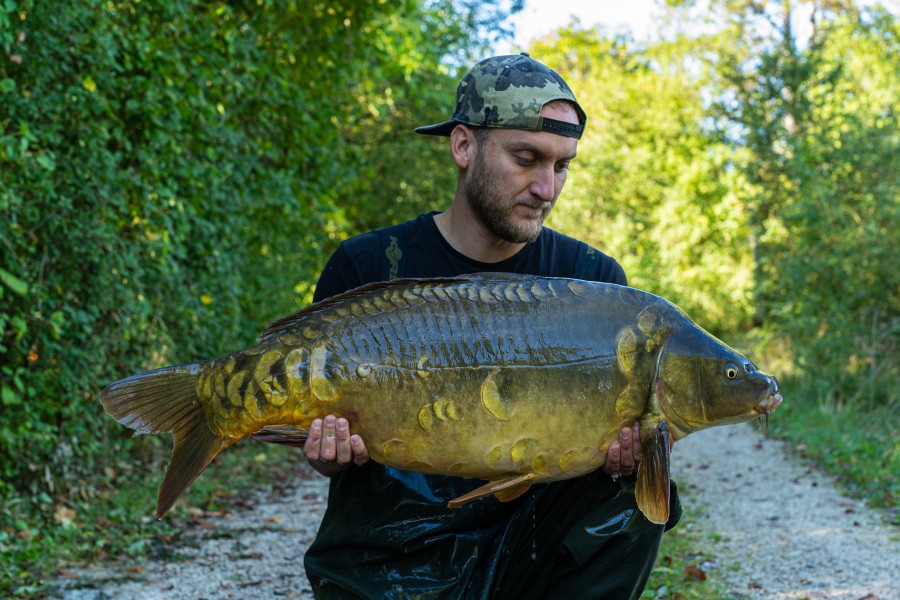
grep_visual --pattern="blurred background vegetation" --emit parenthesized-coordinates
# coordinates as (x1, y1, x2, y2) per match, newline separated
(1, 0, 897, 595)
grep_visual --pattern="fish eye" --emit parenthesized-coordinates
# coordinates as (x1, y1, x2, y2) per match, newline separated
(725, 364, 739, 379)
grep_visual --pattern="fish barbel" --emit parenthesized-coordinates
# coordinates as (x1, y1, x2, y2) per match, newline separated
(100, 274, 782, 523)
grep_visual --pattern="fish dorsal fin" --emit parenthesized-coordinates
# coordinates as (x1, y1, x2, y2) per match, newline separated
(258, 278, 452, 342)
(464, 272, 528, 280)
(447, 473, 536, 509)
(635, 421, 671, 525)
(257, 274, 537, 342)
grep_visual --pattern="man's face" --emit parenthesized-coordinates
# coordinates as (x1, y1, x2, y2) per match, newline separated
(464, 103, 579, 244)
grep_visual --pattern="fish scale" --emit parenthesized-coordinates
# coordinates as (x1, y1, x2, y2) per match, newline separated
(100, 274, 782, 522)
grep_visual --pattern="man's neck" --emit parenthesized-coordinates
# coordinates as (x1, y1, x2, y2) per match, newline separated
(433, 205, 527, 264)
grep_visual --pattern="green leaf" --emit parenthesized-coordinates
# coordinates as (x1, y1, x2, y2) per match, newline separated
(0, 78, 14, 94)
(10, 315, 26, 340)
(36, 153, 55, 171)
(49, 310, 64, 339)
(1, 385, 20, 406)
(0, 135, 15, 158)
(0, 268, 28, 296)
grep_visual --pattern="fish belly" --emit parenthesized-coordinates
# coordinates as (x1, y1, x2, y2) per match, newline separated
(338, 361, 632, 482)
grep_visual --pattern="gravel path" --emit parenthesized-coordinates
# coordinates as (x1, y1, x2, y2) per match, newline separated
(671, 424, 899, 600)
(52, 423, 899, 599)
(53, 462, 327, 600)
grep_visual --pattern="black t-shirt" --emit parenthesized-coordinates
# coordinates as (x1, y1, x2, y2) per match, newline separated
(305, 212, 627, 598)
(314, 212, 626, 302)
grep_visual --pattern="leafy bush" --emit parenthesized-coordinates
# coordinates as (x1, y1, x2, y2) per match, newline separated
(719, 9, 900, 406)
(0, 0, 515, 592)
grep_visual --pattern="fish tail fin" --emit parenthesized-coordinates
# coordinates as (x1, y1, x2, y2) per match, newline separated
(156, 412, 232, 519)
(100, 364, 233, 519)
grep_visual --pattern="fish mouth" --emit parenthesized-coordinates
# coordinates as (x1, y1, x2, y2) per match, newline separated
(752, 389, 783, 432)
(754, 391, 783, 416)
(754, 377, 783, 416)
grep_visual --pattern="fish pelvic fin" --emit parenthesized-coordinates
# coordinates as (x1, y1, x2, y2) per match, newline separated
(250, 424, 309, 447)
(447, 473, 536, 509)
(99, 364, 234, 519)
(493, 481, 534, 503)
(635, 421, 671, 525)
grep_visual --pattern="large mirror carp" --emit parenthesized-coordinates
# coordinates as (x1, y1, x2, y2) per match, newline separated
(100, 274, 782, 524)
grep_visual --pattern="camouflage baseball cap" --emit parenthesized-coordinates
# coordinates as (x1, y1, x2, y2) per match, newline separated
(415, 52, 586, 139)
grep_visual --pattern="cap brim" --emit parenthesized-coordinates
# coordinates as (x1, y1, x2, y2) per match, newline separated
(414, 120, 458, 136)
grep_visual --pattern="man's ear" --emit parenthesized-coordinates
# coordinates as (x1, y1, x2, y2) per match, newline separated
(450, 125, 477, 170)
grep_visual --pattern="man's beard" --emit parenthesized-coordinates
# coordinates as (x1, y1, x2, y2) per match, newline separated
(465, 156, 550, 244)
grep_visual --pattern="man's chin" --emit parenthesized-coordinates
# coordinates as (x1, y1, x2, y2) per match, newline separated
(474, 202, 547, 244)
(511, 210, 548, 239)
(501, 221, 543, 244)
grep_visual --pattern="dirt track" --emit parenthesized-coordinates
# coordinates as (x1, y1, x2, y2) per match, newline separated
(53, 423, 900, 599)
(670, 425, 899, 599)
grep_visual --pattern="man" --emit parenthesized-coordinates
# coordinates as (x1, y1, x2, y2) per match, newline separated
(301, 53, 681, 599)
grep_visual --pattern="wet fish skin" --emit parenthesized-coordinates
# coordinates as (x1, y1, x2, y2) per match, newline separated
(100, 274, 782, 523)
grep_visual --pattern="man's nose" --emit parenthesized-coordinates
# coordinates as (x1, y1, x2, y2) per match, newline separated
(529, 167, 556, 201)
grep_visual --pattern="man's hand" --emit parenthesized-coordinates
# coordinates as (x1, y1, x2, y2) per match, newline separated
(303, 415, 369, 477)
(603, 423, 643, 478)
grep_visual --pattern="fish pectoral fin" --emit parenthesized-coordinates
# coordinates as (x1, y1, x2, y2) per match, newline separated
(635, 421, 671, 525)
(447, 473, 536, 509)
(250, 424, 309, 448)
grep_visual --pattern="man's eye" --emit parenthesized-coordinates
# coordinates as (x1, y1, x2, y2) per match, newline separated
(555, 162, 570, 172)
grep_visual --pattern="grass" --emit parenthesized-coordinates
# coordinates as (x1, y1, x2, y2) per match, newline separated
(1, 440, 303, 597)
(642, 505, 737, 599)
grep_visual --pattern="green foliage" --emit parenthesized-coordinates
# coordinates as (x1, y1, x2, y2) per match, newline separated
(709, 4, 900, 405)
(534, 4, 898, 402)
(0, 0, 354, 500)
(0, 0, 518, 593)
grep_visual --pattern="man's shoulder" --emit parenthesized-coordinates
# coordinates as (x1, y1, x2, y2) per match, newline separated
(338, 213, 430, 254)
(537, 227, 627, 285)
(327, 213, 435, 286)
